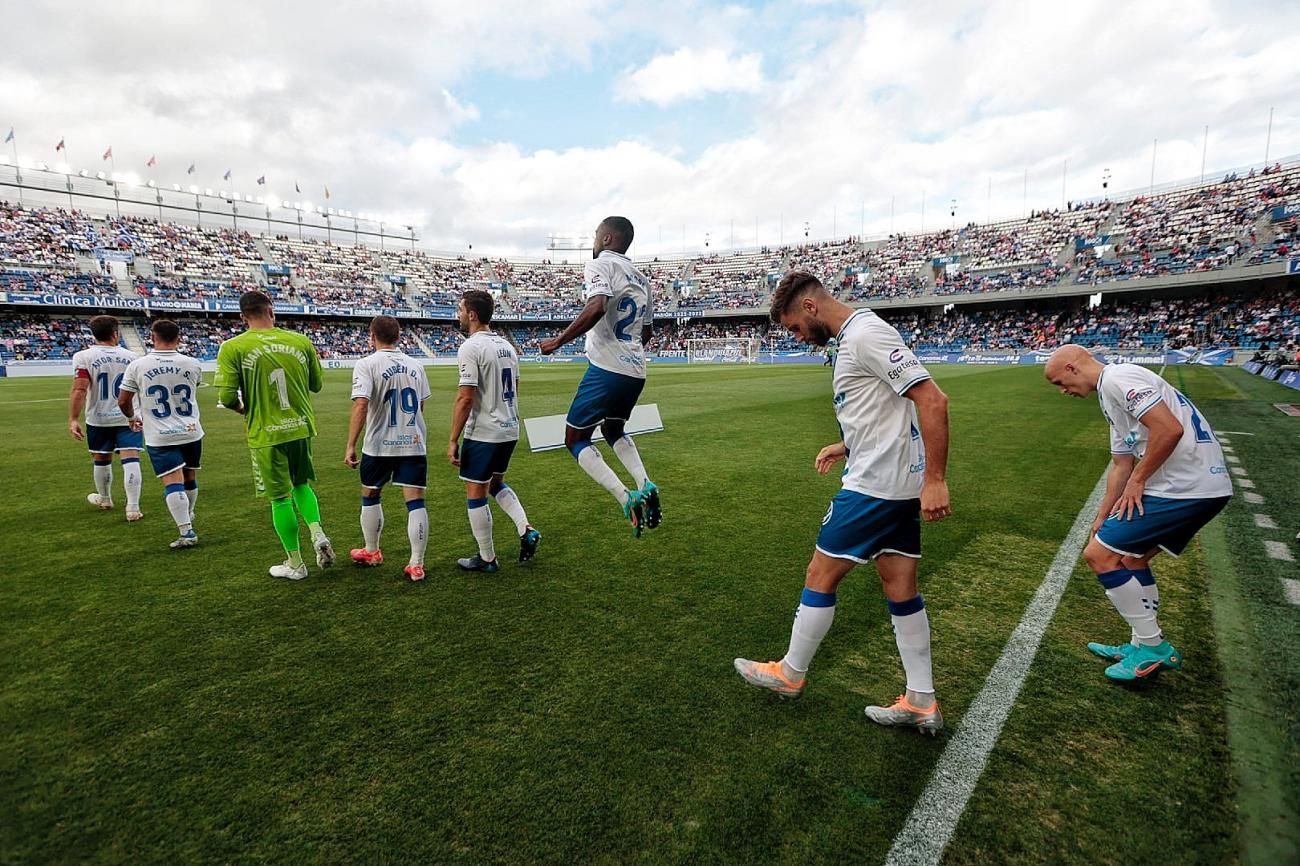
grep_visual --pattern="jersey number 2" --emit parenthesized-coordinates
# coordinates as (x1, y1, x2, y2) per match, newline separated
(614, 297, 641, 342)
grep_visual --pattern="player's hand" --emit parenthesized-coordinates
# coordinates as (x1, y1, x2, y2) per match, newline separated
(1116, 478, 1146, 521)
(447, 440, 460, 466)
(814, 442, 846, 475)
(68, 419, 84, 441)
(921, 479, 952, 522)
(1092, 513, 1107, 535)
(128, 417, 143, 433)
(344, 447, 358, 469)
(539, 338, 560, 356)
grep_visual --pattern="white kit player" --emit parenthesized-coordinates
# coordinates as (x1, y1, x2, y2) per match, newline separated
(448, 290, 540, 573)
(734, 271, 953, 736)
(1045, 345, 1232, 682)
(539, 215, 661, 538)
(117, 319, 204, 549)
(344, 316, 433, 581)
(68, 315, 144, 520)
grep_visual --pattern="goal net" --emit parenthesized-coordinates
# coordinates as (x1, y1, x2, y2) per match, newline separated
(686, 337, 761, 364)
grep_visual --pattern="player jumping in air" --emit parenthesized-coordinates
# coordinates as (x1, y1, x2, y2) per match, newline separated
(1044, 345, 1232, 681)
(735, 271, 953, 735)
(216, 291, 334, 580)
(448, 290, 540, 572)
(539, 216, 661, 537)
(344, 316, 433, 581)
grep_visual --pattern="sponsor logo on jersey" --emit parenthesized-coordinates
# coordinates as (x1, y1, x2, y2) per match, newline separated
(1124, 388, 1155, 412)
(889, 348, 905, 364)
(887, 357, 920, 380)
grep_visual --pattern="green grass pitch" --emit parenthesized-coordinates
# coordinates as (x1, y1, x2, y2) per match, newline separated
(2, 362, 1293, 864)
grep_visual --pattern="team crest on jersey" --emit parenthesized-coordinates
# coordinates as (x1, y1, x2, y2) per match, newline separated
(833, 391, 846, 408)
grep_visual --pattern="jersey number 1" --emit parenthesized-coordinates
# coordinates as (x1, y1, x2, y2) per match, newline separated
(268, 368, 291, 411)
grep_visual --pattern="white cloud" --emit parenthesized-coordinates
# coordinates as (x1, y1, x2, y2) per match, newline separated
(615, 47, 764, 106)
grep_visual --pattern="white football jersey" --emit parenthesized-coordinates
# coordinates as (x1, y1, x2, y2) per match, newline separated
(72, 344, 139, 427)
(1096, 364, 1232, 499)
(351, 349, 432, 457)
(582, 250, 653, 379)
(458, 331, 521, 443)
(120, 350, 205, 447)
(833, 309, 931, 500)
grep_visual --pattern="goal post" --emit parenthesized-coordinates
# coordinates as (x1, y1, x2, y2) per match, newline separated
(686, 337, 761, 364)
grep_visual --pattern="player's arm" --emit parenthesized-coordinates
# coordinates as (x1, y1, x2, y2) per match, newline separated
(1096, 453, 1136, 532)
(344, 397, 367, 468)
(539, 295, 608, 355)
(904, 378, 951, 522)
(117, 376, 144, 432)
(214, 343, 245, 413)
(447, 386, 475, 466)
(68, 375, 89, 440)
(307, 343, 323, 394)
(1114, 402, 1184, 521)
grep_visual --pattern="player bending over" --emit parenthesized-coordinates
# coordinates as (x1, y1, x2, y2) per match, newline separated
(1045, 345, 1232, 681)
(118, 319, 204, 549)
(69, 315, 144, 520)
(735, 272, 952, 735)
(539, 216, 661, 537)
(448, 290, 540, 573)
(215, 291, 334, 580)
(344, 316, 433, 581)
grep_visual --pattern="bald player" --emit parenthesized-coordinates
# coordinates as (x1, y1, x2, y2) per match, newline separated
(734, 271, 952, 735)
(1045, 345, 1232, 682)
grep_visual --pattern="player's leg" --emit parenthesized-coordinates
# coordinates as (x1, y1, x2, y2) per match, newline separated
(285, 439, 333, 568)
(119, 443, 144, 522)
(255, 445, 308, 579)
(181, 443, 201, 522)
(490, 472, 540, 563)
(603, 413, 661, 530)
(863, 552, 943, 734)
(352, 454, 387, 567)
(564, 366, 643, 533)
(146, 443, 197, 548)
(458, 475, 499, 574)
(1084, 549, 1163, 660)
(734, 549, 855, 698)
(398, 456, 428, 581)
(86, 425, 114, 508)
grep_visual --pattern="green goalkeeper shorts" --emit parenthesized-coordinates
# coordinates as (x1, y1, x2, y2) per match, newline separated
(249, 438, 316, 499)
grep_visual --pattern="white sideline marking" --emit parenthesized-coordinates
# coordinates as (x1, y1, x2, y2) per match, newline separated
(1220, 445, 1234, 453)
(1237, 479, 1256, 489)
(1243, 492, 1265, 505)
(1219, 431, 1256, 435)
(1281, 578, 1300, 606)
(1254, 514, 1279, 529)
(1225, 454, 1241, 464)
(1264, 541, 1295, 562)
(1231, 467, 1249, 476)
(883, 472, 1108, 866)
(0, 397, 66, 404)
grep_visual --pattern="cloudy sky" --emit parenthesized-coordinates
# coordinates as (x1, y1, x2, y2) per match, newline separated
(3, 0, 1298, 256)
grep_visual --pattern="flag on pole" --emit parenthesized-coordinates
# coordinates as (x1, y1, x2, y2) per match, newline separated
(3, 127, 13, 144)
(324, 185, 331, 200)
(187, 163, 196, 175)
(55, 138, 65, 152)
(295, 180, 300, 193)
(102, 146, 113, 161)
(257, 175, 266, 186)
(223, 169, 232, 181)
(147, 155, 156, 168)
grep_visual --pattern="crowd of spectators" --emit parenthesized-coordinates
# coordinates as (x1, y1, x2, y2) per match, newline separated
(4, 268, 115, 296)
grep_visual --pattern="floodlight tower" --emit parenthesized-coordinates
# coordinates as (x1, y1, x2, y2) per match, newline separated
(546, 232, 592, 264)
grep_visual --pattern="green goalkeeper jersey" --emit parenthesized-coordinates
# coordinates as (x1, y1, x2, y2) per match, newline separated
(215, 327, 323, 448)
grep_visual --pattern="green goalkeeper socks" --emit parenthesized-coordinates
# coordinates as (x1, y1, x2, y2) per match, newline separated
(291, 484, 325, 540)
(271, 497, 302, 565)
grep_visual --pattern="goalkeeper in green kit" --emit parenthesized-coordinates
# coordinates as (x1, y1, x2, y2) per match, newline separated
(216, 290, 335, 580)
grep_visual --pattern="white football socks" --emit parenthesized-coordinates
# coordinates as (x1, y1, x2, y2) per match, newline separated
(93, 463, 112, 500)
(184, 482, 198, 522)
(164, 484, 192, 533)
(1104, 575, 1163, 646)
(493, 485, 530, 535)
(122, 459, 142, 511)
(406, 499, 428, 566)
(781, 589, 837, 679)
(468, 500, 495, 562)
(612, 436, 649, 488)
(576, 445, 629, 503)
(891, 606, 935, 695)
(361, 502, 384, 551)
